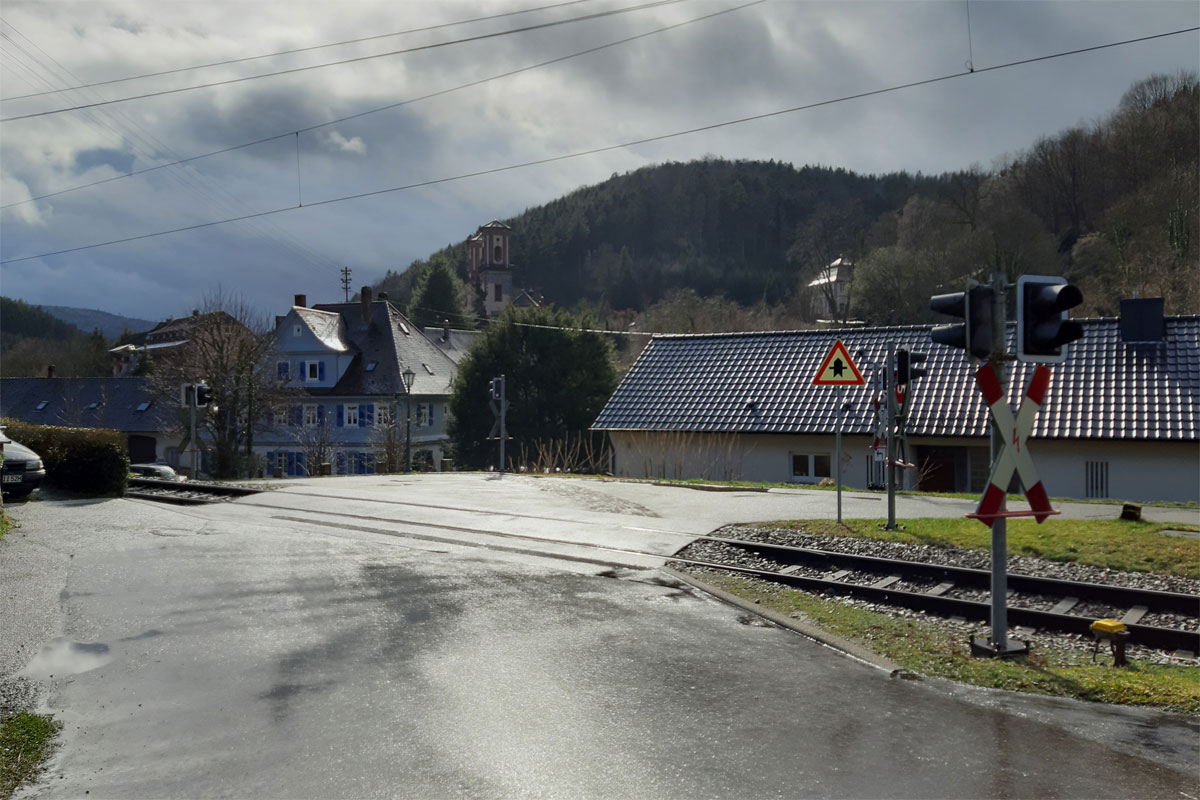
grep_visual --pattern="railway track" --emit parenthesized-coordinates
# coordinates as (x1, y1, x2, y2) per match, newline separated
(125, 477, 263, 505)
(674, 535, 1200, 654)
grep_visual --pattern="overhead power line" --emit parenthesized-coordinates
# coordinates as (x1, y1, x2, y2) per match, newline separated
(2, 0, 758, 210)
(0, 0, 687, 122)
(0, 0, 602, 102)
(3, 25, 1196, 266)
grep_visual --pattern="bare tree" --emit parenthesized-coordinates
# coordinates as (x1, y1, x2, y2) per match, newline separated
(293, 418, 336, 476)
(150, 289, 286, 478)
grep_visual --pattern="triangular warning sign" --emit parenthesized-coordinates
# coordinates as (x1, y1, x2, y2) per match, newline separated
(813, 339, 865, 386)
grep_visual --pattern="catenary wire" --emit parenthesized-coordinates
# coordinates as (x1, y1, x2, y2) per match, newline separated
(3, 25, 1196, 266)
(0, 0, 603, 101)
(2, 0, 757, 210)
(0, 22, 335, 270)
(0, 0, 687, 122)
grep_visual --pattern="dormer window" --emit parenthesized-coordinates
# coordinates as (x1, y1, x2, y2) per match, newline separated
(365, 361, 377, 372)
(35, 401, 48, 411)
(136, 401, 151, 412)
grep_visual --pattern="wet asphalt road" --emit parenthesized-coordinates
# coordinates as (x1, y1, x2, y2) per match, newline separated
(2, 475, 1197, 799)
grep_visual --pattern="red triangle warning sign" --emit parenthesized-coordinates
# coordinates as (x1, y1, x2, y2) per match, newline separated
(813, 339, 865, 386)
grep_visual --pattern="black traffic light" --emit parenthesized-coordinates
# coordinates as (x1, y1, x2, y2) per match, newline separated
(194, 384, 212, 407)
(1017, 275, 1083, 363)
(489, 377, 503, 400)
(930, 284, 994, 359)
(897, 349, 927, 384)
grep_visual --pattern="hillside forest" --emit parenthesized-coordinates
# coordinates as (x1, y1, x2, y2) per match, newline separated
(376, 72, 1198, 338)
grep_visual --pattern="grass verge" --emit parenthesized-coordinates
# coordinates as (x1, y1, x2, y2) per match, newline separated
(756, 518, 1200, 579)
(690, 571, 1200, 715)
(0, 712, 60, 799)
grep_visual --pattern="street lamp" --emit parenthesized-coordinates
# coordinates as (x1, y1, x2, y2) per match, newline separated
(402, 366, 415, 472)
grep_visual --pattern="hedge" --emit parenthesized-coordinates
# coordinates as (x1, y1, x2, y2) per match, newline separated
(0, 418, 129, 496)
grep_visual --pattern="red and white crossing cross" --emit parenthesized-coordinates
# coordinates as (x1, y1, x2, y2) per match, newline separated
(975, 362, 1055, 523)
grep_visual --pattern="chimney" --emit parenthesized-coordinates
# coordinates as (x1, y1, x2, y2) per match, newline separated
(294, 294, 306, 308)
(192, 309, 199, 317)
(1120, 298, 1165, 343)
(378, 292, 389, 303)
(46, 364, 55, 379)
(361, 286, 373, 322)
(442, 319, 451, 343)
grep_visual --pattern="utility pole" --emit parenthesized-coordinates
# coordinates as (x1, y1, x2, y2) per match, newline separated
(340, 267, 352, 302)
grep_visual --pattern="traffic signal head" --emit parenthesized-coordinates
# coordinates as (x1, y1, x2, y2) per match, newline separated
(930, 285, 994, 359)
(194, 384, 212, 408)
(896, 348, 928, 387)
(489, 377, 503, 400)
(1017, 275, 1083, 363)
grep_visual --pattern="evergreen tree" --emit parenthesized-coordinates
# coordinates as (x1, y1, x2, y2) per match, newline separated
(448, 306, 617, 471)
(407, 254, 470, 330)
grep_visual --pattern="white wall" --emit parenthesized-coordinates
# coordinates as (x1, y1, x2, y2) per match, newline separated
(608, 432, 1199, 503)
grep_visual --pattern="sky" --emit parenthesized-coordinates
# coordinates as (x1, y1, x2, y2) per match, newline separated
(0, 0, 1197, 322)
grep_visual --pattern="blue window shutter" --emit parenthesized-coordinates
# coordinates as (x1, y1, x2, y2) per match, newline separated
(317, 405, 326, 425)
(366, 404, 374, 426)
(297, 452, 306, 475)
(337, 405, 344, 427)
(290, 405, 301, 426)
(278, 361, 289, 379)
(286, 452, 295, 475)
(358, 404, 367, 428)
(430, 404, 435, 426)
(318, 361, 325, 381)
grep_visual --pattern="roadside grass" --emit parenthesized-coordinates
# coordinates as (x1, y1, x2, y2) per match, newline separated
(754, 518, 1200, 579)
(691, 572, 1200, 715)
(0, 712, 60, 800)
(0, 511, 8, 542)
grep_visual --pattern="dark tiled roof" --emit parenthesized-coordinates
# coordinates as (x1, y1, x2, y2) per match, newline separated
(310, 301, 457, 397)
(592, 317, 1199, 442)
(0, 377, 173, 432)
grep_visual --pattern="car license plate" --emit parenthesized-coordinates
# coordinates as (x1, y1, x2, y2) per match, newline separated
(2, 474, 23, 483)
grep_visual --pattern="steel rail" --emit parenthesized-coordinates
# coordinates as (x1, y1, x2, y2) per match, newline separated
(703, 536, 1200, 616)
(126, 477, 263, 503)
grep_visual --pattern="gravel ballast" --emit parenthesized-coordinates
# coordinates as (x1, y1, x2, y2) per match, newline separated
(674, 525, 1200, 667)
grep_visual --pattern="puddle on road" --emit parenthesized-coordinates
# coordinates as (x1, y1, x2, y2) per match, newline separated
(19, 637, 112, 679)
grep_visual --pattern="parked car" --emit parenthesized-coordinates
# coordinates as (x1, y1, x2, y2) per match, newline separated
(129, 463, 186, 482)
(1, 436, 47, 498)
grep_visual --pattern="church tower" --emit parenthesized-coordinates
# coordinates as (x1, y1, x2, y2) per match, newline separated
(469, 220, 514, 319)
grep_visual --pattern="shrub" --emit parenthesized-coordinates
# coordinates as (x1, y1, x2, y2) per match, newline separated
(0, 418, 129, 495)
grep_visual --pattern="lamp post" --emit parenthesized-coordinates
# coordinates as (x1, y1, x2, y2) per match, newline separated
(402, 367, 415, 472)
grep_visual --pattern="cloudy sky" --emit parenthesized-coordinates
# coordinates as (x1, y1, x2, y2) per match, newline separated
(1, 0, 1196, 322)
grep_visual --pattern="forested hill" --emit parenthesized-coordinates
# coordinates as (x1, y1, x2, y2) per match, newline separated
(382, 161, 932, 313)
(379, 72, 1197, 327)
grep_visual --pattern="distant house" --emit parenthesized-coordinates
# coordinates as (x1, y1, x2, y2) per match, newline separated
(256, 290, 458, 475)
(424, 322, 484, 365)
(592, 300, 1199, 503)
(807, 256, 853, 322)
(0, 376, 174, 463)
(109, 309, 242, 377)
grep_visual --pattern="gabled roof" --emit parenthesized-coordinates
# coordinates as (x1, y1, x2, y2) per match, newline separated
(294, 307, 350, 352)
(423, 327, 484, 364)
(477, 219, 511, 231)
(592, 317, 1199, 442)
(0, 377, 173, 432)
(310, 301, 458, 397)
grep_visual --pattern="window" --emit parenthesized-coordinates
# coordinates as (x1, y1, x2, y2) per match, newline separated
(307, 361, 320, 381)
(416, 404, 429, 428)
(293, 324, 302, 337)
(136, 401, 151, 412)
(494, 283, 502, 302)
(303, 404, 318, 427)
(376, 405, 392, 426)
(791, 453, 831, 482)
(494, 244, 502, 261)
(1085, 461, 1109, 499)
(35, 401, 48, 411)
(87, 402, 100, 410)
(344, 404, 358, 427)
(365, 361, 377, 372)
(278, 361, 290, 380)
(274, 410, 288, 427)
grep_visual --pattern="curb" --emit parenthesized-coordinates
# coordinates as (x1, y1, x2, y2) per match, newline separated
(663, 566, 907, 675)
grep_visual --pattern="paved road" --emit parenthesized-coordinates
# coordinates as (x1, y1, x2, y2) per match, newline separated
(2, 475, 1197, 799)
